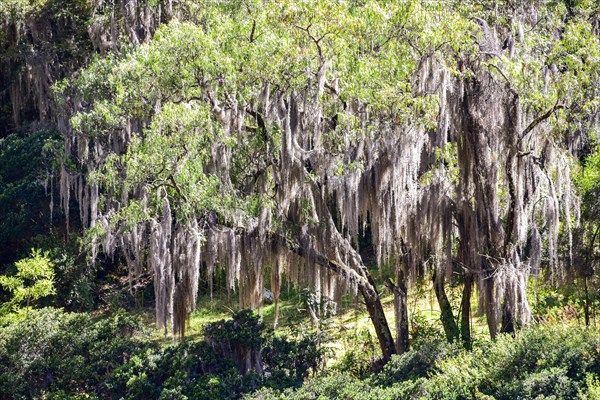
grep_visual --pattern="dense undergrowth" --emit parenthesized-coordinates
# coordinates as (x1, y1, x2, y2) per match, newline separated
(0, 308, 323, 399)
(3, 305, 600, 399)
(2, 228, 600, 399)
(251, 324, 600, 400)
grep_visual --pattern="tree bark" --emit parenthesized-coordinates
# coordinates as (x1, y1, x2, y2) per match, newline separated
(584, 276, 590, 327)
(460, 272, 473, 349)
(388, 272, 409, 354)
(433, 269, 460, 342)
(485, 271, 498, 339)
(359, 282, 397, 362)
(584, 224, 600, 327)
(500, 299, 515, 334)
(285, 234, 396, 362)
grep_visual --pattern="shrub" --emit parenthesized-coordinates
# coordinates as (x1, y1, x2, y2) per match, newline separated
(376, 337, 460, 385)
(248, 373, 427, 400)
(109, 310, 326, 400)
(30, 233, 97, 311)
(251, 324, 600, 400)
(423, 324, 600, 399)
(0, 130, 62, 266)
(262, 331, 324, 390)
(0, 248, 55, 319)
(0, 308, 151, 399)
(332, 327, 380, 378)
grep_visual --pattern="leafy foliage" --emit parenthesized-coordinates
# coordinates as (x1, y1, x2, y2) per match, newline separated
(109, 310, 324, 400)
(30, 233, 98, 311)
(0, 249, 55, 318)
(250, 324, 600, 400)
(0, 308, 150, 399)
(0, 130, 62, 266)
(0, 309, 324, 399)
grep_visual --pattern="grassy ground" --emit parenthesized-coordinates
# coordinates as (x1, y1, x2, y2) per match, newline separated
(173, 280, 493, 363)
(137, 273, 592, 361)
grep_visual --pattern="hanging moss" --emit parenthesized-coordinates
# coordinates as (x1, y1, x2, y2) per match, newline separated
(52, 2, 599, 350)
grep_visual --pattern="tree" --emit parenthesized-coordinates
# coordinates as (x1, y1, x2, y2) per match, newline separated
(59, 1, 437, 358)
(0, 248, 55, 318)
(56, 0, 600, 362)
(574, 147, 600, 325)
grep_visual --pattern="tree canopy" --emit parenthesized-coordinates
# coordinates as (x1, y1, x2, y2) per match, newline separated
(0, 0, 599, 368)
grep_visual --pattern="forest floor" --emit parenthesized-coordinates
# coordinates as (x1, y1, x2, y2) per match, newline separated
(147, 281, 495, 363)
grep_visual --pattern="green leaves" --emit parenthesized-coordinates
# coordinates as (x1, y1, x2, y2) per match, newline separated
(99, 101, 225, 225)
(0, 248, 55, 317)
(0, 0, 49, 23)
(485, 5, 600, 134)
(0, 130, 62, 265)
(576, 148, 600, 194)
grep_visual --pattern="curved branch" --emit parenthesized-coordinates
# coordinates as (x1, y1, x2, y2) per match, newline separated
(520, 101, 565, 142)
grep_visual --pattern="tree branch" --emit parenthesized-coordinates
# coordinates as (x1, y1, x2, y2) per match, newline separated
(249, 19, 256, 43)
(520, 101, 565, 141)
(168, 174, 188, 203)
(293, 23, 333, 61)
(280, 233, 368, 290)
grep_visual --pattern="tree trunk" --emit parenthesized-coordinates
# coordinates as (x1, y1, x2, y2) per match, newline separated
(460, 272, 473, 349)
(359, 283, 396, 362)
(500, 299, 515, 334)
(392, 276, 410, 354)
(433, 270, 459, 342)
(485, 272, 498, 339)
(273, 298, 280, 329)
(584, 224, 600, 327)
(286, 235, 396, 362)
(584, 276, 590, 327)
(387, 267, 409, 355)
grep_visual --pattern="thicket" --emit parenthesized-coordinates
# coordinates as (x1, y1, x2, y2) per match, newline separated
(3, 301, 600, 399)
(0, 308, 324, 399)
(0, 130, 61, 266)
(251, 324, 600, 400)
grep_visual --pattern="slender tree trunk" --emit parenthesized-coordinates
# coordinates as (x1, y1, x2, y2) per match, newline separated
(273, 298, 280, 329)
(485, 272, 498, 339)
(394, 286, 409, 354)
(584, 276, 590, 327)
(359, 283, 396, 362)
(362, 270, 396, 362)
(460, 272, 473, 349)
(433, 270, 459, 342)
(500, 300, 515, 334)
(584, 224, 600, 327)
(306, 292, 320, 329)
(287, 235, 396, 362)
(388, 269, 409, 354)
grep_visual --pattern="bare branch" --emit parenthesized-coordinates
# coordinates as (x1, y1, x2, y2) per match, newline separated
(520, 101, 565, 140)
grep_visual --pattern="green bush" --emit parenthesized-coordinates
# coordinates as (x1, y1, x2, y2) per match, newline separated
(109, 339, 244, 400)
(110, 310, 325, 399)
(332, 327, 380, 378)
(251, 324, 600, 400)
(376, 337, 460, 385)
(0, 248, 55, 320)
(30, 233, 97, 311)
(0, 308, 325, 399)
(9, 309, 598, 400)
(263, 331, 324, 390)
(0, 308, 151, 399)
(424, 324, 600, 399)
(249, 373, 427, 400)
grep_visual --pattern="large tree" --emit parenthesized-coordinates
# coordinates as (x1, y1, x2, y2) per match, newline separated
(57, 0, 600, 361)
